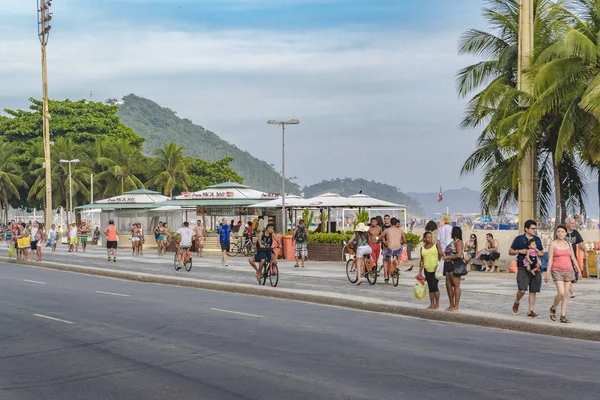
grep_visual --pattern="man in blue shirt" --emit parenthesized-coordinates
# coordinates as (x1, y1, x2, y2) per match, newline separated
(218, 218, 232, 266)
(509, 219, 545, 318)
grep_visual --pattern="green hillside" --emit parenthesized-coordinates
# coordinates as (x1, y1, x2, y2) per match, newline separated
(116, 94, 299, 194)
(303, 178, 425, 216)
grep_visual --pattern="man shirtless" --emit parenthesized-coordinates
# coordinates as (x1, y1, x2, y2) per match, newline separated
(193, 220, 205, 257)
(381, 217, 407, 282)
(368, 217, 382, 266)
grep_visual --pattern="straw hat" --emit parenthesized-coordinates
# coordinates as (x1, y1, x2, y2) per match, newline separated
(355, 222, 369, 232)
(442, 215, 452, 224)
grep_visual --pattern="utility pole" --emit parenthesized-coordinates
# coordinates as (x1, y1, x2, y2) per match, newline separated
(38, 0, 53, 229)
(518, 0, 536, 227)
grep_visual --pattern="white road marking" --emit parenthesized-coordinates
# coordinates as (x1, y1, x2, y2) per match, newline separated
(293, 283, 331, 288)
(33, 314, 74, 324)
(95, 290, 130, 297)
(23, 279, 46, 285)
(210, 308, 265, 319)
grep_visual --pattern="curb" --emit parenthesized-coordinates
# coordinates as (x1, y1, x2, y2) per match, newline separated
(5, 258, 600, 342)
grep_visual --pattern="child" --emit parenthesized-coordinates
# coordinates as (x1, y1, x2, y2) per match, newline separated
(524, 238, 540, 275)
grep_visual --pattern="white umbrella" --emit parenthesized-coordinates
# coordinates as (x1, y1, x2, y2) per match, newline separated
(307, 193, 349, 207)
(253, 195, 312, 208)
(347, 194, 401, 208)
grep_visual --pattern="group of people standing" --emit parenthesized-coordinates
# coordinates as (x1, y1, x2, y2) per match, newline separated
(416, 216, 587, 322)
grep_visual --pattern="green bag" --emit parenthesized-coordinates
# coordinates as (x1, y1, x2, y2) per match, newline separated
(413, 282, 426, 301)
(8, 246, 16, 259)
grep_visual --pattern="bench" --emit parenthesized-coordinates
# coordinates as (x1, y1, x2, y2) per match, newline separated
(469, 258, 507, 273)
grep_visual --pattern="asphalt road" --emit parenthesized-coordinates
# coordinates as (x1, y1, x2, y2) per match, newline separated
(0, 262, 599, 400)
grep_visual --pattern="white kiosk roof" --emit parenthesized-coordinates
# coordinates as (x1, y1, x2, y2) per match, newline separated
(252, 195, 312, 208)
(174, 182, 279, 201)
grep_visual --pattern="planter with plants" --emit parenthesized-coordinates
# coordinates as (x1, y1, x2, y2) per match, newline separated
(405, 232, 420, 260)
(306, 232, 352, 262)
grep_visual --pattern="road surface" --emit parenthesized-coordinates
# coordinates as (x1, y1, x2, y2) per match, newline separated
(0, 262, 599, 400)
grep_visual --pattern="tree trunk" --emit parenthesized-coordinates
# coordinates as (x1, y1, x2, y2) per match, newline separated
(553, 155, 562, 225)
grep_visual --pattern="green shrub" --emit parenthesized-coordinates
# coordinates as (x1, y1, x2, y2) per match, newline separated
(405, 232, 420, 247)
(310, 232, 352, 244)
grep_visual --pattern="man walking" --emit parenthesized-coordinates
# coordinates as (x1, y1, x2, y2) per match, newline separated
(566, 217, 586, 296)
(509, 219, 545, 318)
(292, 219, 309, 268)
(105, 219, 119, 262)
(380, 217, 406, 283)
(218, 218, 232, 266)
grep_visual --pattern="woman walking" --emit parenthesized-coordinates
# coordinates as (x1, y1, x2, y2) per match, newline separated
(419, 231, 442, 310)
(443, 226, 464, 312)
(544, 225, 580, 323)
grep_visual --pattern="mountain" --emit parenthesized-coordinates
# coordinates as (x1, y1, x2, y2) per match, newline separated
(303, 178, 425, 216)
(115, 94, 299, 194)
(406, 188, 481, 218)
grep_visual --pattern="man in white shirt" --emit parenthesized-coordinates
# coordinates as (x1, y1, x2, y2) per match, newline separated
(437, 215, 453, 250)
(176, 222, 195, 267)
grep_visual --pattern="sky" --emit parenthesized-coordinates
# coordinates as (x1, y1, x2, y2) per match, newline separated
(0, 0, 487, 193)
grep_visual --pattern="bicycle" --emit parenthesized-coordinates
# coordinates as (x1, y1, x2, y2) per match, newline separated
(230, 237, 255, 257)
(174, 245, 193, 272)
(257, 247, 279, 287)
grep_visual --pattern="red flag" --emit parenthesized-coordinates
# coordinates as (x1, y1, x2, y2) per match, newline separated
(438, 187, 443, 203)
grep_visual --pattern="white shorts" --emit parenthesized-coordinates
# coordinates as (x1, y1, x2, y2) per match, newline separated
(356, 246, 372, 258)
(131, 236, 140, 242)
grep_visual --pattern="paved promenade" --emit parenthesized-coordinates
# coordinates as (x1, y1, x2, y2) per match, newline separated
(6, 244, 600, 333)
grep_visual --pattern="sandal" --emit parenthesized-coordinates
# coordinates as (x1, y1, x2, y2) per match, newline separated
(294, 265, 299, 268)
(560, 316, 571, 324)
(550, 307, 556, 322)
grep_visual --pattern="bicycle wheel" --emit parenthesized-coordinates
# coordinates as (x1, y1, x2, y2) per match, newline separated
(173, 253, 180, 271)
(391, 269, 400, 287)
(269, 264, 279, 287)
(261, 263, 269, 286)
(346, 259, 358, 283)
(184, 256, 193, 272)
(229, 243, 240, 257)
(366, 264, 378, 285)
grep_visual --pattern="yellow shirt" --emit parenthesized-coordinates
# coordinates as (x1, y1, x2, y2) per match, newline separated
(421, 244, 439, 273)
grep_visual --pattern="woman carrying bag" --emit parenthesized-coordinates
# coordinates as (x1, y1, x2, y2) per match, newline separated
(419, 231, 443, 310)
(443, 226, 466, 312)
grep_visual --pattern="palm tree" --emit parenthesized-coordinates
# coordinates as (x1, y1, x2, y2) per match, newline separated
(146, 142, 191, 197)
(0, 142, 28, 222)
(457, 0, 585, 218)
(95, 138, 145, 197)
(28, 137, 91, 210)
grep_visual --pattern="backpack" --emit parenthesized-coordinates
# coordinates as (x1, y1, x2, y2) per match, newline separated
(295, 226, 307, 242)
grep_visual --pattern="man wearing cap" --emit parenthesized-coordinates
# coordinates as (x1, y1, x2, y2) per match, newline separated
(67, 222, 79, 252)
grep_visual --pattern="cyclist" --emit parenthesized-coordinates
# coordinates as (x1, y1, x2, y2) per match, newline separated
(248, 223, 279, 281)
(176, 221, 195, 269)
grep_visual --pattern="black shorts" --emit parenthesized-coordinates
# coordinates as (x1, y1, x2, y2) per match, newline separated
(220, 242, 231, 252)
(424, 269, 439, 293)
(443, 260, 454, 275)
(254, 251, 271, 263)
(517, 267, 542, 293)
(30, 241, 37, 250)
(480, 252, 500, 262)
(106, 241, 118, 250)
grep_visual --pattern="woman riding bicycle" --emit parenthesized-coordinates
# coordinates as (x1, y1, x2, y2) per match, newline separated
(346, 223, 372, 285)
(248, 223, 279, 281)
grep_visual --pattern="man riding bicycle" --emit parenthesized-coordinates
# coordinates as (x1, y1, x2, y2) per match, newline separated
(248, 223, 279, 281)
(176, 222, 195, 268)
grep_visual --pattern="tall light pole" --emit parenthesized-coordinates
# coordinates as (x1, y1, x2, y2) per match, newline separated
(267, 119, 300, 238)
(60, 159, 80, 225)
(518, 0, 536, 227)
(38, 0, 53, 230)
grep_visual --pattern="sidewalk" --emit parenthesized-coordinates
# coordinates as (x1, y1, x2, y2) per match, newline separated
(5, 245, 600, 340)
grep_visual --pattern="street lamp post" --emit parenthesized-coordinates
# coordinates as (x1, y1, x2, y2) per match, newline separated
(518, 0, 536, 226)
(37, 0, 53, 229)
(60, 159, 80, 225)
(267, 119, 300, 240)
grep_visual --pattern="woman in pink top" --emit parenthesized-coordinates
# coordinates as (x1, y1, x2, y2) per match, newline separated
(544, 225, 579, 323)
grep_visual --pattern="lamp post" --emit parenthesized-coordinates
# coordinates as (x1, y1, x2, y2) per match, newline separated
(518, 0, 535, 226)
(60, 159, 80, 225)
(37, 0, 53, 229)
(267, 119, 300, 238)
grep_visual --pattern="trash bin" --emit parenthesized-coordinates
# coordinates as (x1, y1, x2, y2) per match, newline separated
(283, 235, 295, 260)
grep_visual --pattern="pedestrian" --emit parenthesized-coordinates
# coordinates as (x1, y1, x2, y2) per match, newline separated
(437, 215, 453, 251)
(68, 222, 78, 252)
(92, 227, 100, 245)
(292, 219, 309, 268)
(194, 220, 205, 257)
(160, 223, 170, 256)
(544, 225, 580, 323)
(29, 221, 40, 261)
(35, 223, 44, 261)
(79, 221, 90, 252)
(130, 223, 138, 255)
(105, 219, 119, 262)
(478, 233, 500, 272)
(47, 223, 58, 252)
(443, 226, 464, 312)
(367, 217, 382, 267)
(565, 217, 586, 297)
(419, 231, 442, 310)
(19, 222, 29, 261)
(380, 217, 406, 282)
(138, 223, 145, 255)
(257, 216, 266, 234)
(218, 218, 231, 266)
(509, 219, 544, 318)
